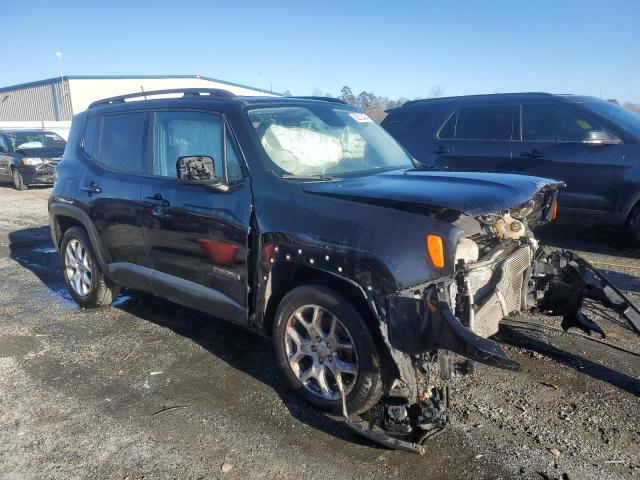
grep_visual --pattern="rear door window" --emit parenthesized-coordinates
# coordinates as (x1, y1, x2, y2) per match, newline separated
(521, 104, 606, 142)
(98, 112, 146, 173)
(455, 106, 514, 141)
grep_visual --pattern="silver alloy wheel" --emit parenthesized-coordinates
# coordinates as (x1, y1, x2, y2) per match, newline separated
(65, 239, 93, 297)
(284, 304, 359, 400)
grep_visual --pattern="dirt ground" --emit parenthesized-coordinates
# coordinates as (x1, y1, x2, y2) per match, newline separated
(0, 183, 638, 480)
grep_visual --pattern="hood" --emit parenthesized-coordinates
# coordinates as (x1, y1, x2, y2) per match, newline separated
(301, 169, 564, 216)
(15, 146, 65, 158)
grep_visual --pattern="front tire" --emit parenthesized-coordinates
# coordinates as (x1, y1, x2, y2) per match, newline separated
(273, 284, 384, 414)
(60, 226, 120, 308)
(12, 168, 27, 190)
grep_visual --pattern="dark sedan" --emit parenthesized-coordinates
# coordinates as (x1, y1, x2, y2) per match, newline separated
(0, 130, 66, 190)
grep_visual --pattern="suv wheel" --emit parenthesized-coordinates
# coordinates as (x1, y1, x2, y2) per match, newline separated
(61, 226, 120, 308)
(273, 284, 383, 414)
(632, 210, 640, 243)
(11, 168, 27, 190)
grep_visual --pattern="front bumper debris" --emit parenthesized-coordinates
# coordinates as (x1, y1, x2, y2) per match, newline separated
(352, 247, 640, 453)
(386, 297, 521, 371)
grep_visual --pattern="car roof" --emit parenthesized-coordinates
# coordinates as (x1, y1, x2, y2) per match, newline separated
(0, 130, 62, 135)
(396, 92, 600, 110)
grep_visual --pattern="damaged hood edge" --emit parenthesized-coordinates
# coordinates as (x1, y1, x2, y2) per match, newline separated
(301, 169, 564, 216)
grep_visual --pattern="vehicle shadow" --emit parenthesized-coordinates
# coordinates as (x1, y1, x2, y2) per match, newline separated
(497, 326, 640, 396)
(7, 225, 375, 449)
(9, 225, 640, 441)
(8, 225, 63, 293)
(0, 180, 53, 191)
(114, 292, 375, 447)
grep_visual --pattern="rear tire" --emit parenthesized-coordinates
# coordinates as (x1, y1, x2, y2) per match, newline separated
(60, 226, 120, 308)
(273, 284, 384, 414)
(631, 210, 640, 244)
(12, 168, 27, 190)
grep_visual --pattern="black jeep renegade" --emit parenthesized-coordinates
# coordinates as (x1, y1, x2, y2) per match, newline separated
(50, 88, 571, 424)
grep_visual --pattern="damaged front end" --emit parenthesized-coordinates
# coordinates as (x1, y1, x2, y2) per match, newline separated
(346, 188, 640, 453)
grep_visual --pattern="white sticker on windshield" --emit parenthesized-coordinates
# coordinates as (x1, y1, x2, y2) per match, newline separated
(349, 112, 373, 123)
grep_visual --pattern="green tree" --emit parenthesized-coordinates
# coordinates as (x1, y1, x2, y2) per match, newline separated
(339, 86, 356, 105)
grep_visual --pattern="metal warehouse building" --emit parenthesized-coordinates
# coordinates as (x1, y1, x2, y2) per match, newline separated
(0, 75, 275, 137)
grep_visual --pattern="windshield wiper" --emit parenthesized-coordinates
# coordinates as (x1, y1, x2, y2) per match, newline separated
(281, 174, 338, 181)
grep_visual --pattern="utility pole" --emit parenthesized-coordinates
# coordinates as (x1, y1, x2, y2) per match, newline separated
(55, 51, 65, 121)
(56, 51, 64, 79)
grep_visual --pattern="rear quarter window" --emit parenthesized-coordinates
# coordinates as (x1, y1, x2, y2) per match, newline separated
(82, 116, 100, 158)
(455, 106, 514, 141)
(437, 111, 457, 139)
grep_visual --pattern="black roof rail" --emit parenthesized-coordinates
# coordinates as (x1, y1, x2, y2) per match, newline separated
(290, 96, 348, 104)
(88, 88, 236, 108)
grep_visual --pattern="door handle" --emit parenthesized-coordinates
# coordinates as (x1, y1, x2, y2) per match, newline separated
(144, 193, 170, 209)
(432, 146, 450, 154)
(81, 182, 101, 194)
(144, 194, 170, 207)
(522, 150, 545, 159)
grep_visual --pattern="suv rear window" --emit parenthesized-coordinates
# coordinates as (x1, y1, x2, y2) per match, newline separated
(455, 106, 513, 141)
(98, 113, 145, 173)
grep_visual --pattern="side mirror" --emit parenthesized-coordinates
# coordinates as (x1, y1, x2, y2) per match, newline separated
(582, 130, 621, 145)
(176, 155, 229, 192)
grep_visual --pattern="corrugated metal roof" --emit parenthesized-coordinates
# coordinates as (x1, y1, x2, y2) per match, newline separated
(0, 75, 279, 96)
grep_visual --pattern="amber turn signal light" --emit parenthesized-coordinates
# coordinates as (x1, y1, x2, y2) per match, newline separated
(550, 198, 558, 221)
(426, 234, 445, 268)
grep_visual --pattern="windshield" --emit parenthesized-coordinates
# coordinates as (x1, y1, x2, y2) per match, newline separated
(8, 132, 66, 150)
(585, 99, 640, 139)
(247, 105, 413, 176)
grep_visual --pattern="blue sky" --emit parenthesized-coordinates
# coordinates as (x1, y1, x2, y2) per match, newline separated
(5, 0, 639, 102)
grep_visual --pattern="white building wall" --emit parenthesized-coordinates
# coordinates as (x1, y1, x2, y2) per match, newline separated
(67, 77, 275, 114)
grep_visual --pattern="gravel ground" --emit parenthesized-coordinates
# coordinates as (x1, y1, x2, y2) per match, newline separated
(0, 183, 638, 479)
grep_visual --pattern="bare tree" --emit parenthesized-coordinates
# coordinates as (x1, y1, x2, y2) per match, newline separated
(429, 85, 444, 98)
(623, 102, 640, 115)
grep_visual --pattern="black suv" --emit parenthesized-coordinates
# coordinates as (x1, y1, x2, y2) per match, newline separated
(0, 130, 66, 190)
(50, 88, 575, 432)
(382, 93, 640, 237)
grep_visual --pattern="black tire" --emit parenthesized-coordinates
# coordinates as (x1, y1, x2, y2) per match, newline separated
(273, 284, 384, 414)
(60, 226, 120, 308)
(632, 211, 640, 244)
(11, 168, 27, 191)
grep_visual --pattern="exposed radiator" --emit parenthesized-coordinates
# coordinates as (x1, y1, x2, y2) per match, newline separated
(465, 246, 533, 338)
